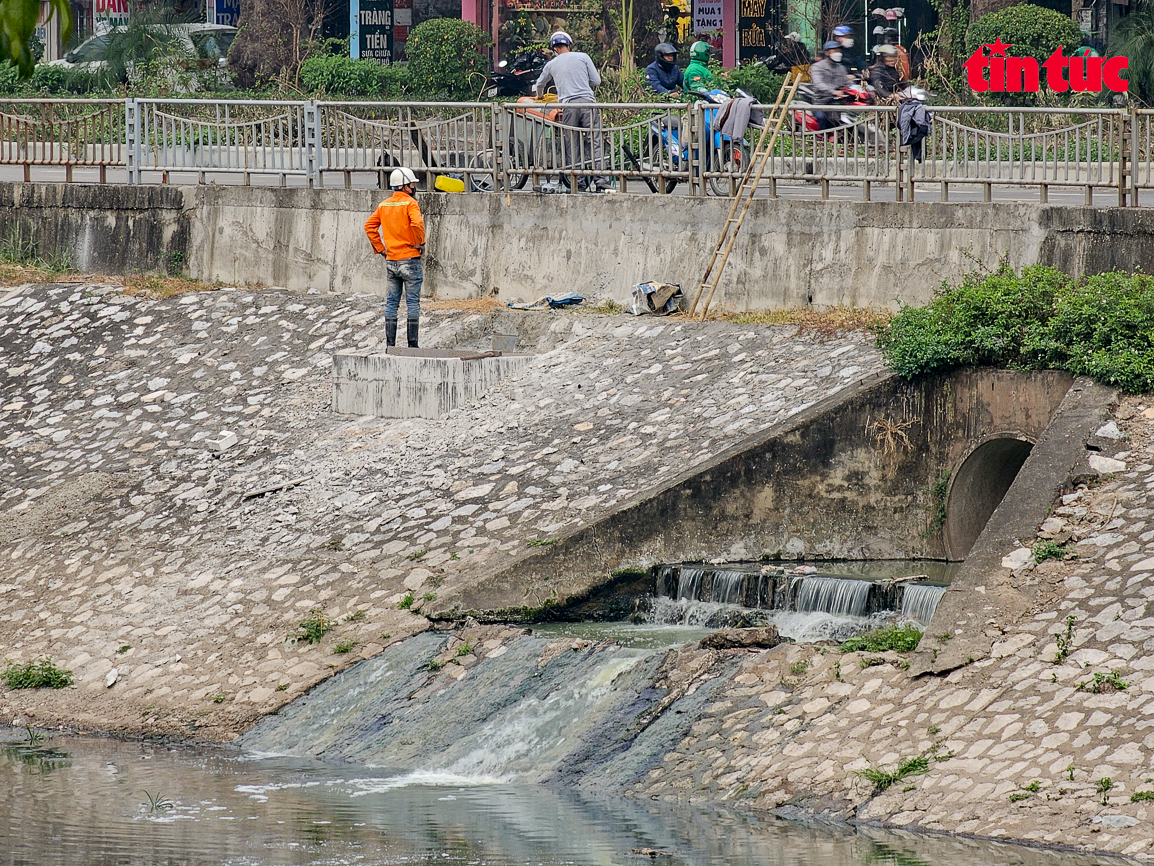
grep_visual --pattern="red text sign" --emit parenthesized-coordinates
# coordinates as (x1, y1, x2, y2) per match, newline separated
(964, 39, 1128, 93)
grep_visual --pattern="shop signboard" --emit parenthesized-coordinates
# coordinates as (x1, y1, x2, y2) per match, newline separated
(215, 0, 240, 27)
(738, 0, 773, 61)
(95, 0, 129, 29)
(693, 0, 722, 32)
(350, 0, 395, 62)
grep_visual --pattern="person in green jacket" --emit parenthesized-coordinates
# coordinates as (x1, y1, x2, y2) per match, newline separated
(684, 40, 715, 92)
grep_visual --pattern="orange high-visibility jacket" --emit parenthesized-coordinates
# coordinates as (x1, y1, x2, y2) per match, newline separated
(364, 191, 425, 260)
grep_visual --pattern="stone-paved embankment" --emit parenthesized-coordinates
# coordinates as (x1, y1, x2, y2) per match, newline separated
(0, 282, 882, 739)
(624, 398, 1154, 860)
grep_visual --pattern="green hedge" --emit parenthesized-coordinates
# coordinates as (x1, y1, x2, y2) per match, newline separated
(877, 266, 1154, 393)
(299, 54, 408, 98)
(966, 4, 1082, 62)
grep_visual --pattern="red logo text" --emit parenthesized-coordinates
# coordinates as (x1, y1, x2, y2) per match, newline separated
(964, 38, 1128, 93)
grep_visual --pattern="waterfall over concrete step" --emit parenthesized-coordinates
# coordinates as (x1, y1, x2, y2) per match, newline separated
(239, 630, 740, 791)
(649, 564, 949, 628)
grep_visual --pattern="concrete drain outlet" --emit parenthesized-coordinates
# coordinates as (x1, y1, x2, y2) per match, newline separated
(332, 347, 532, 420)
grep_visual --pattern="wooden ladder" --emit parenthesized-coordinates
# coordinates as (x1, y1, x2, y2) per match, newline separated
(688, 71, 802, 319)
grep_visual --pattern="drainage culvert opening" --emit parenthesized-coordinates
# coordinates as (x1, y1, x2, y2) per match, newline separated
(945, 436, 1034, 561)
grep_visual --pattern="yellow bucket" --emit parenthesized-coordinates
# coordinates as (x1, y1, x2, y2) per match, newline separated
(435, 175, 466, 193)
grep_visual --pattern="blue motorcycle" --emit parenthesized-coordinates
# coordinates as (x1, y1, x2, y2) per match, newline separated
(639, 87, 753, 195)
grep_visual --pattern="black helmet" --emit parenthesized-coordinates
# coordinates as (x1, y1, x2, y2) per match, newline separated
(654, 42, 677, 59)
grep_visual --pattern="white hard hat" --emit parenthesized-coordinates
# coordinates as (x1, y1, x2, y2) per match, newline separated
(389, 167, 418, 188)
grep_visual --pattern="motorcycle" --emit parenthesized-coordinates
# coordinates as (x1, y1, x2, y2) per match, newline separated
(791, 81, 882, 143)
(639, 87, 754, 196)
(482, 49, 548, 99)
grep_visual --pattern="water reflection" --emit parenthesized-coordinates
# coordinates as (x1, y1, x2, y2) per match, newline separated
(0, 730, 1133, 866)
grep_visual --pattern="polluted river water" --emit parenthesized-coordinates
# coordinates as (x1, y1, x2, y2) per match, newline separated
(5, 560, 1117, 866)
(0, 732, 1133, 866)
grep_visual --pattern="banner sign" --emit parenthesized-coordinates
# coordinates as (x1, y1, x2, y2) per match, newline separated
(214, 0, 240, 27)
(94, 0, 129, 29)
(693, 0, 722, 32)
(738, 0, 772, 61)
(350, 0, 395, 62)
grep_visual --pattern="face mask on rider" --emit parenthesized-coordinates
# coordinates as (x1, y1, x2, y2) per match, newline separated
(838, 37, 854, 48)
(829, 51, 843, 62)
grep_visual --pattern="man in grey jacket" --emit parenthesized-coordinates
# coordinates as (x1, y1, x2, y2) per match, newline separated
(535, 31, 612, 191)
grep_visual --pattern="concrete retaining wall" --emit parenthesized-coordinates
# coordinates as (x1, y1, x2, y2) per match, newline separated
(8, 182, 1154, 310)
(332, 351, 532, 419)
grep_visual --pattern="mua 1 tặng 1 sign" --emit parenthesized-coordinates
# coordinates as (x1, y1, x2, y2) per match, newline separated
(693, 0, 722, 32)
(350, 0, 395, 62)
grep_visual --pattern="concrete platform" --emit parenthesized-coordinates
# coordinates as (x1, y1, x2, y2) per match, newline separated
(332, 350, 532, 419)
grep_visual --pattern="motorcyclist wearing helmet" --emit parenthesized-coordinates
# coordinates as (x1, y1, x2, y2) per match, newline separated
(866, 43, 907, 99)
(831, 24, 865, 77)
(364, 167, 425, 348)
(684, 40, 715, 92)
(809, 41, 853, 128)
(645, 42, 683, 95)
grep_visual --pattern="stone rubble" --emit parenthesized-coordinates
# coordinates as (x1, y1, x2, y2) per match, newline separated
(0, 281, 882, 740)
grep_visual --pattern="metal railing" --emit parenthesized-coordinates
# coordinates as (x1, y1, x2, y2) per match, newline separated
(1, 96, 1151, 204)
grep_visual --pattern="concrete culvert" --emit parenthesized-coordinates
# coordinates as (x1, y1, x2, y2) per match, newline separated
(944, 436, 1035, 560)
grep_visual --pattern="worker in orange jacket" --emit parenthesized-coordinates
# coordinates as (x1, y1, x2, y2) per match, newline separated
(364, 167, 426, 348)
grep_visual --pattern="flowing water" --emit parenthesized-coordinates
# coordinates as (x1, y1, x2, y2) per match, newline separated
(0, 730, 1129, 866)
(792, 576, 873, 617)
(902, 584, 949, 628)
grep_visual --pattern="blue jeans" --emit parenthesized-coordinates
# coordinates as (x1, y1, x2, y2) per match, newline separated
(385, 258, 423, 322)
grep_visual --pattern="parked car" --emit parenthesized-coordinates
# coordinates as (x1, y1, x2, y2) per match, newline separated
(46, 23, 236, 86)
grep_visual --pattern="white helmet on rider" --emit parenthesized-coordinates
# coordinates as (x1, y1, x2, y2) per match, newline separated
(550, 31, 573, 48)
(389, 167, 418, 189)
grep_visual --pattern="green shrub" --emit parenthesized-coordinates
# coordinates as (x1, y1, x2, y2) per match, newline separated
(1024, 272, 1154, 393)
(299, 54, 408, 98)
(2, 658, 74, 689)
(840, 624, 924, 654)
(722, 65, 785, 105)
(877, 266, 1154, 393)
(1032, 539, 1067, 563)
(966, 4, 1082, 63)
(404, 18, 490, 100)
(294, 608, 335, 644)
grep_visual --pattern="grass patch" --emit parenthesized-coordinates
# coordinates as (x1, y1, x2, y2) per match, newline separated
(840, 625, 924, 654)
(121, 274, 219, 299)
(1, 658, 74, 690)
(0, 225, 76, 283)
(212, 693, 227, 703)
(1076, 671, 1128, 693)
(294, 609, 336, 645)
(1130, 790, 1154, 803)
(425, 658, 447, 672)
(724, 305, 892, 338)
(877, 265, 1154, 393)
(344, 609, 367, 623)
(788, 659, 809, 676)
(117, 645, 132, 654)
(398, 592, 414, 610)
(1097, 777, 1114, 804)
(143, 791, 174, 813)
(526, 537, 559, 548)
(1054, 614, 1077, 664)
(333, 639, 358, 655)
(1032, 539, 1068, 563)
(856, 754, 930, 793)
(423, 592, 437, 602)
(456, 639, 474, 657)
(406, 548, 428, 561)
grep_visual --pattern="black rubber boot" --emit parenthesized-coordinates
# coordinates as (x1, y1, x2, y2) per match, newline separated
(407, 319, 419, 349)
(385, 318, 397, 348)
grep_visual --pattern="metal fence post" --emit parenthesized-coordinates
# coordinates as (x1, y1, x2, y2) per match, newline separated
(125, 98, 140, 184)
(495, 104, 507, 195)
(304, 101, 320, 188)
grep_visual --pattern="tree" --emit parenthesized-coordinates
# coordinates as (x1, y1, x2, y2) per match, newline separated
(229, 0, 332, 87)
(1110, 2, 1154, 103)
(2, 0, 72, 76)
(966, 3, 1082, 61)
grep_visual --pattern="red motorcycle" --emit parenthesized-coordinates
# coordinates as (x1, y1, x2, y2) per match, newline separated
(791, 82, 882, 143)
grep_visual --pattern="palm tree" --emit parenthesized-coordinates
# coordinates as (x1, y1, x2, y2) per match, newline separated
(1110, 2, 1154, 103)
